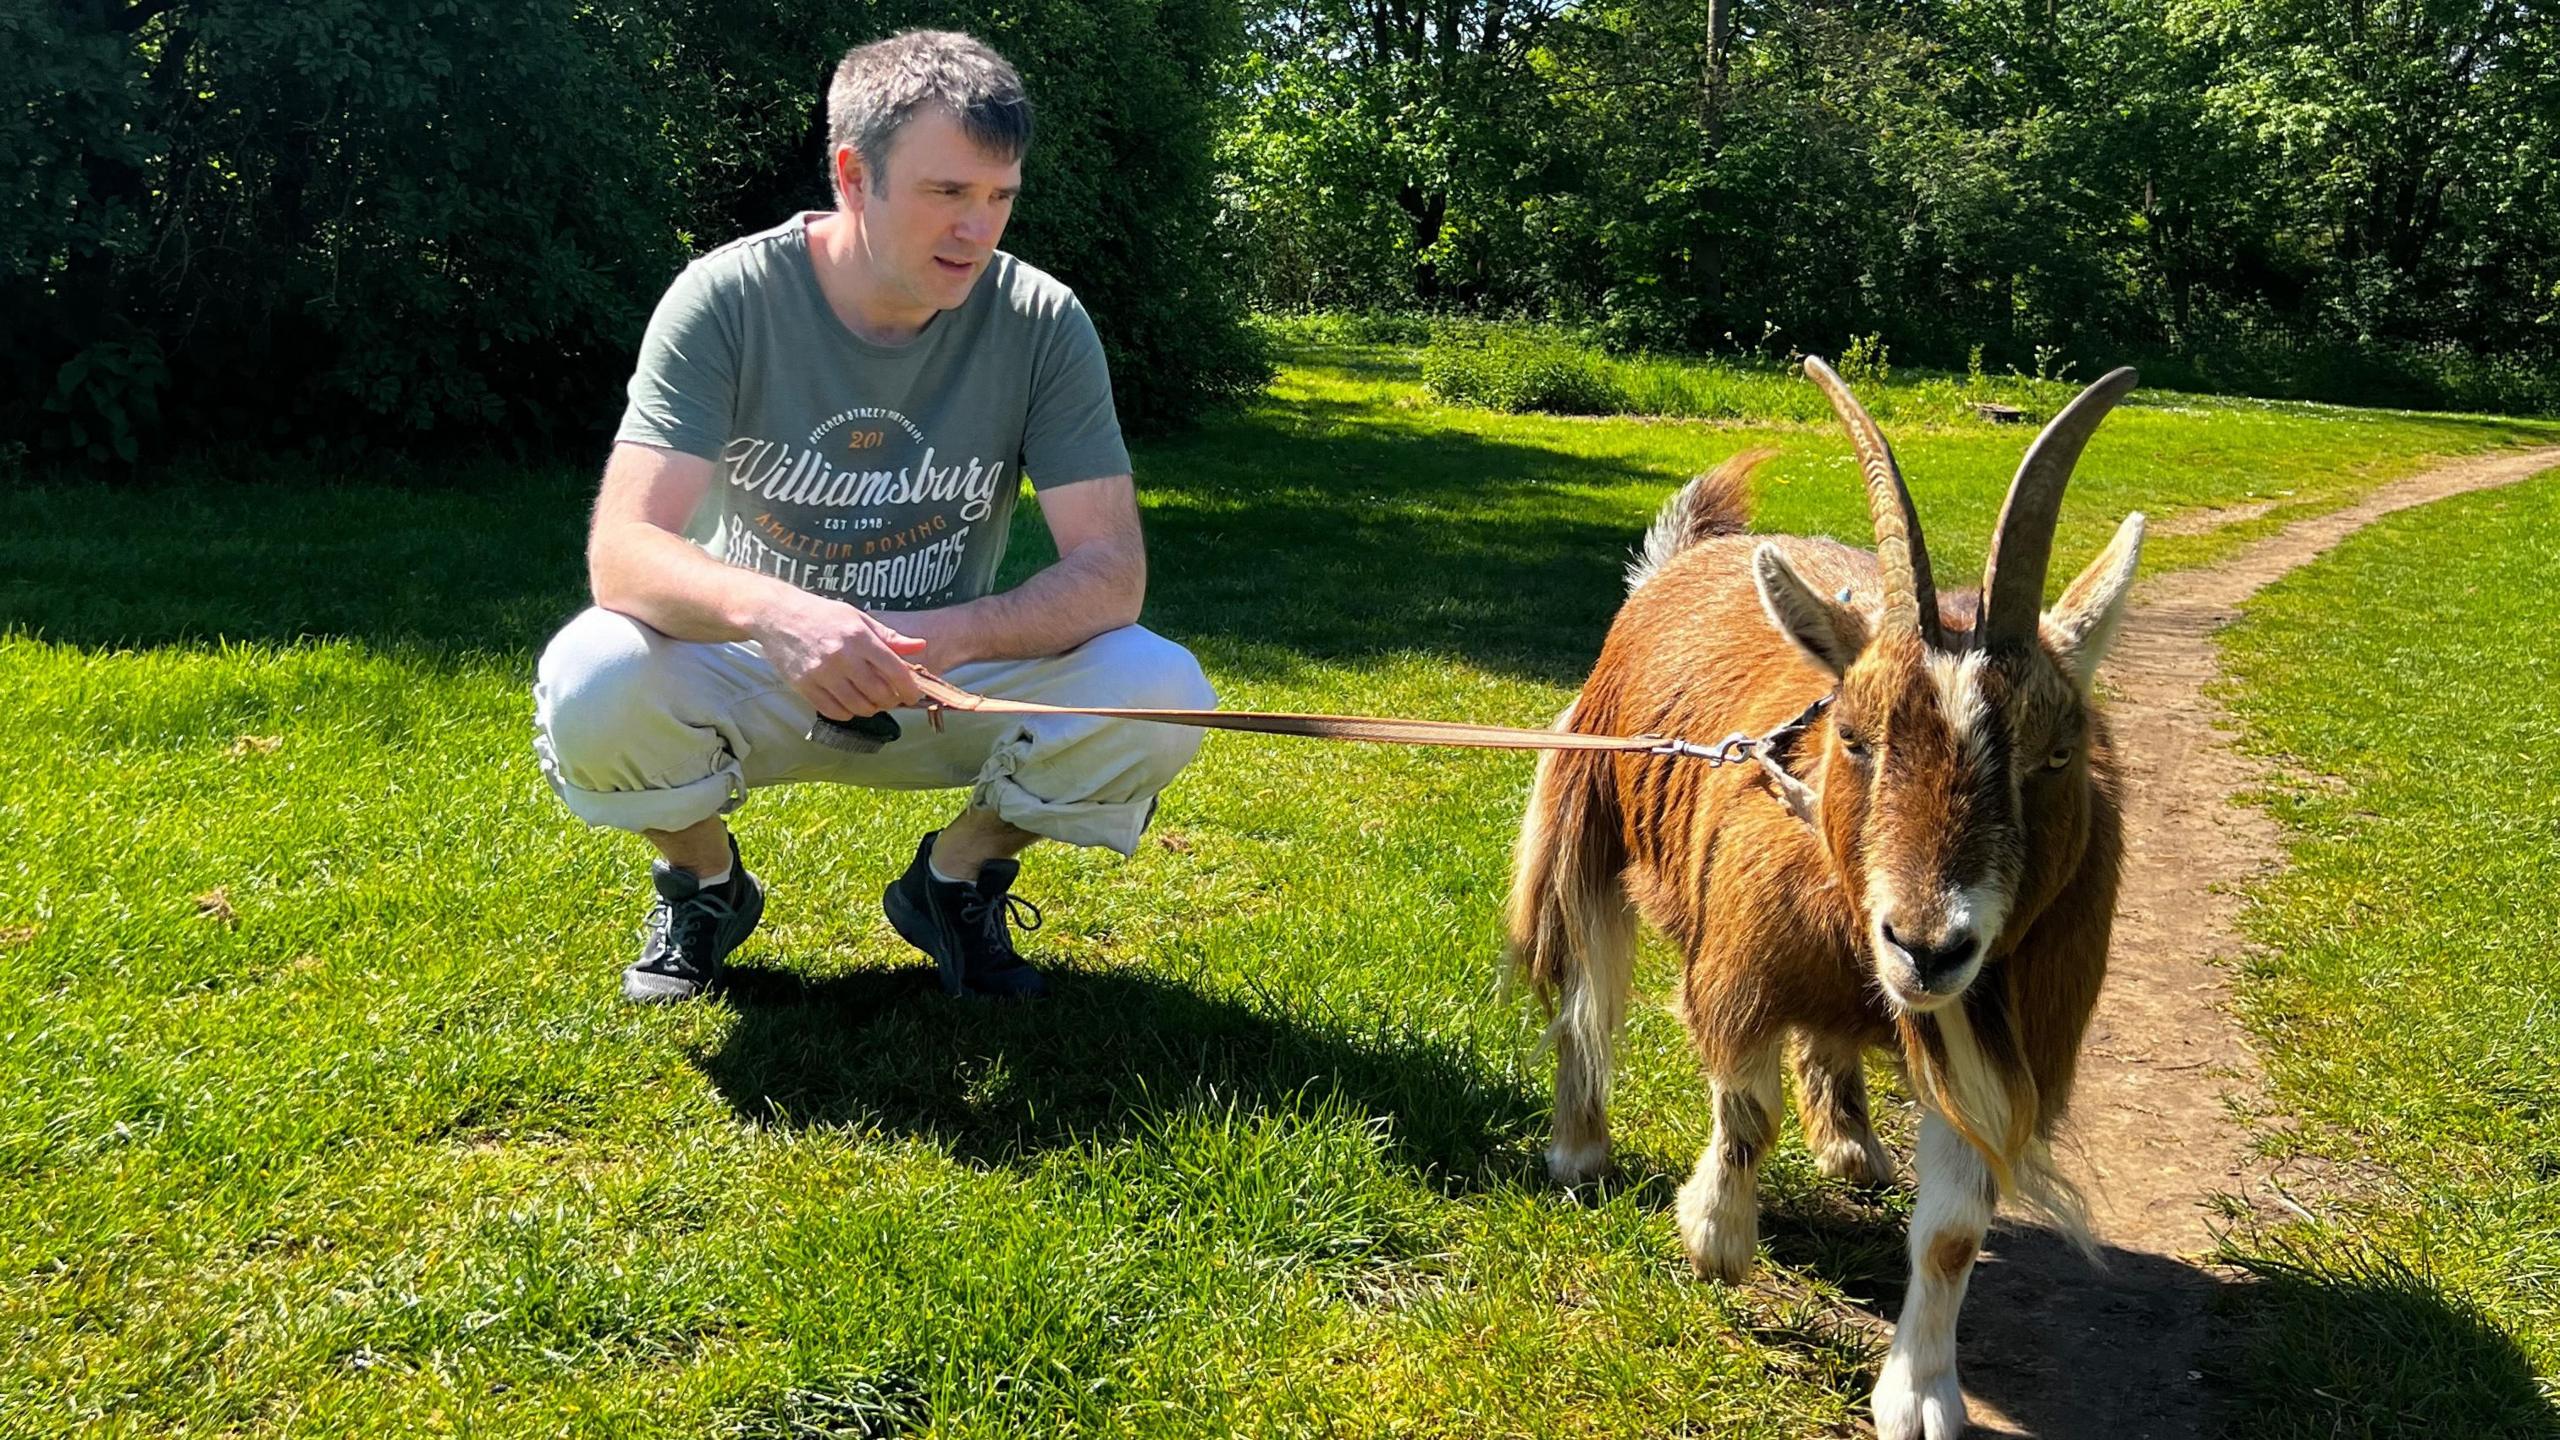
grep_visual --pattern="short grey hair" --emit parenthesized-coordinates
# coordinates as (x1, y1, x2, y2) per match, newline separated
(824, 30, 1032, 196)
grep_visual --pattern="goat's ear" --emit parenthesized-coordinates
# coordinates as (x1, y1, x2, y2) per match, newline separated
(1755, 543, 1869, 677)
(2043, 512, 2145, 686)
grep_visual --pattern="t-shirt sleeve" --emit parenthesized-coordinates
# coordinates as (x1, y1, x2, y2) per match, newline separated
(615, 259, 738, 462)
(1021, 297, 1132, 490)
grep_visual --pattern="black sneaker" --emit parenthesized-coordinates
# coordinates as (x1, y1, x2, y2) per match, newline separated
(882, 831, 1049, 999)
(623, 834, 765, 1003)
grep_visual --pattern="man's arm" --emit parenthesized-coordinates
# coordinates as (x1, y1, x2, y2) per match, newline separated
(588, 441, 929, 717)
(892, 474, 1145, 670)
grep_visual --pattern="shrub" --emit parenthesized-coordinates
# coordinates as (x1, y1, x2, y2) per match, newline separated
(1420, 324, 1628, 415)
(1838, 333, 1892, 386)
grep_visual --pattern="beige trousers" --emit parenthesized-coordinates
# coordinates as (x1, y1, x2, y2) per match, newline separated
(532, 607, 1214, 855)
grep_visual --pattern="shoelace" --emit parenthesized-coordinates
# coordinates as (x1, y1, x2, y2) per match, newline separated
(960, 891, 1042, 956)
(649, 886, 739, 969)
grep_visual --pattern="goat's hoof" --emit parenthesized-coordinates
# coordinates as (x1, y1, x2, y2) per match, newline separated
(1544, 1139, 1613, 1186)
(1813, 1135, 1896, 1188)
(1683, 1243, 1754, 1285)
(1675, 1215, 1756, 1284)
(1673, 1174, 1757, 1283)
(1679, 1235, 1761, 1276)
(1872, 1355, 1967, 1440)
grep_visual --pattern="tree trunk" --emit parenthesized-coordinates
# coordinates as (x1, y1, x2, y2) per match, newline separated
(1399, 182, 1449, 300)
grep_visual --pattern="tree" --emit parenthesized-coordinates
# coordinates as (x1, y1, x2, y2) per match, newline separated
(2, 0, 1264, 469)
(1215, 0, 2560, 408)
(1223, 0, 1569, 306)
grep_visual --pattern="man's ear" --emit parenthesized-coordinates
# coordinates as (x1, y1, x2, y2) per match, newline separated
(1754, 543, 1870, 678)
(2044, 512, 2145, 687)
(833, 145, 869, 210)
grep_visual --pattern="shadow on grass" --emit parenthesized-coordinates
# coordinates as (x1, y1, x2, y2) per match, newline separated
(1758, 1203, 2554, 1440)
(1512, 1154, 2262, 1432)
(0, 466, 598, 665)
(0, 390, 1689, 689)
(2213, 1242, 2560, 1440)
(1761, 1195, 2241, 1436)
(692, 957, 1545, 1190)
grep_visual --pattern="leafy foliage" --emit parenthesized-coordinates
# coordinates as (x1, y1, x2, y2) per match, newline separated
(1221, 0, 2560, 413)
(3, 0, 1262, 470)
(1417, 320, 2112, 424)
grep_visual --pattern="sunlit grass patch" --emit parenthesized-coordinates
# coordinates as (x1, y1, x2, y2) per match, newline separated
(1, 350, 2553, 1434)
(2214, 470, 2560, 1437)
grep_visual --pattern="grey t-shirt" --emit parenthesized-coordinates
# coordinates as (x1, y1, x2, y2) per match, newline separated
(616, 213, 1131, 612)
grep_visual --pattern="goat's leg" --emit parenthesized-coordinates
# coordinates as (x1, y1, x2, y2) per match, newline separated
(1873, 1109, 1994, 1440)
(1791, 1031, 1894, 1186)
(1674, 1040, 1781, 1283)
(1544, 892, 1637, 1184)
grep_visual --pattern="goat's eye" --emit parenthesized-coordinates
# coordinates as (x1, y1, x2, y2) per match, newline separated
(1838, 729, 1872, 759)
(2045, 745, 2074, 770)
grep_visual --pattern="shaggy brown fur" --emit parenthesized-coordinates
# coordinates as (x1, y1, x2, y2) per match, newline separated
(1513, 444, 2129, 1203)
(1508, 362, 2146, 1439)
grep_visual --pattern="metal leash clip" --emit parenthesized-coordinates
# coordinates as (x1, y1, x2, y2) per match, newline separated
(1646, 731, 1761, 765)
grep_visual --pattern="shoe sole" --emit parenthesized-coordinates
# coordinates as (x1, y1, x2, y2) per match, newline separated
(622, 877, 765, 1004)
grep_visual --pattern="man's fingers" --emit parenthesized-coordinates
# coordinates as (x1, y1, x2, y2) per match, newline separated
(804, 672, 863, 723)
(791, 618, 929, 718)
(818, 651, 904, 717)
(856, 649, 927, 710)
(875, 625, 930, 657)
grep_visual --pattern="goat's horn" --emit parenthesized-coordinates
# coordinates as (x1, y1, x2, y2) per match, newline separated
(1803, 356, 1940, 644)
(1979, 367, 2138, 652)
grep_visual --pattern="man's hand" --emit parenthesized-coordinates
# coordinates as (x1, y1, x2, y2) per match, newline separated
(875, 607, 982, 674)
(749, 590, 931, 719)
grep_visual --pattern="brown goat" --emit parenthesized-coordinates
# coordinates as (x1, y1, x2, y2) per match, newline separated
(1507, 358, 2145, 1440)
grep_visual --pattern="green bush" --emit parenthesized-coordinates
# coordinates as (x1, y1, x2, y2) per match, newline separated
(1216, 3, 2560, 419)
(1837, 333, 1892, 386)
(2142, 331, 2560, 418)
(4, 0, 690, 464)
(2, 0, 1261, 469)
(1419, 323, 1628, 415)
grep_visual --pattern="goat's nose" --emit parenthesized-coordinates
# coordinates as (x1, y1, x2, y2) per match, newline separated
(1882, 921, 1980, 989)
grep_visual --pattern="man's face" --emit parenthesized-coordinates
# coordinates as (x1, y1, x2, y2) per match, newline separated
(843, 107, 1022, 317)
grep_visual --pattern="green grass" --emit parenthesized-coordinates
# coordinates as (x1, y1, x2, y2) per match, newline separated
(1412, 321, 2085, 427)
(2212, 471, 2560, 1438)
(1, 344, 2554, 1436)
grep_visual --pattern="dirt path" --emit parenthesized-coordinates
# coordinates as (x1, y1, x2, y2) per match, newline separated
(1950, 445, 2560, 1439)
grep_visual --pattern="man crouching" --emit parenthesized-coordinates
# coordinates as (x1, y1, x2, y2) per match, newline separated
(532, 30, 1212, 1002)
